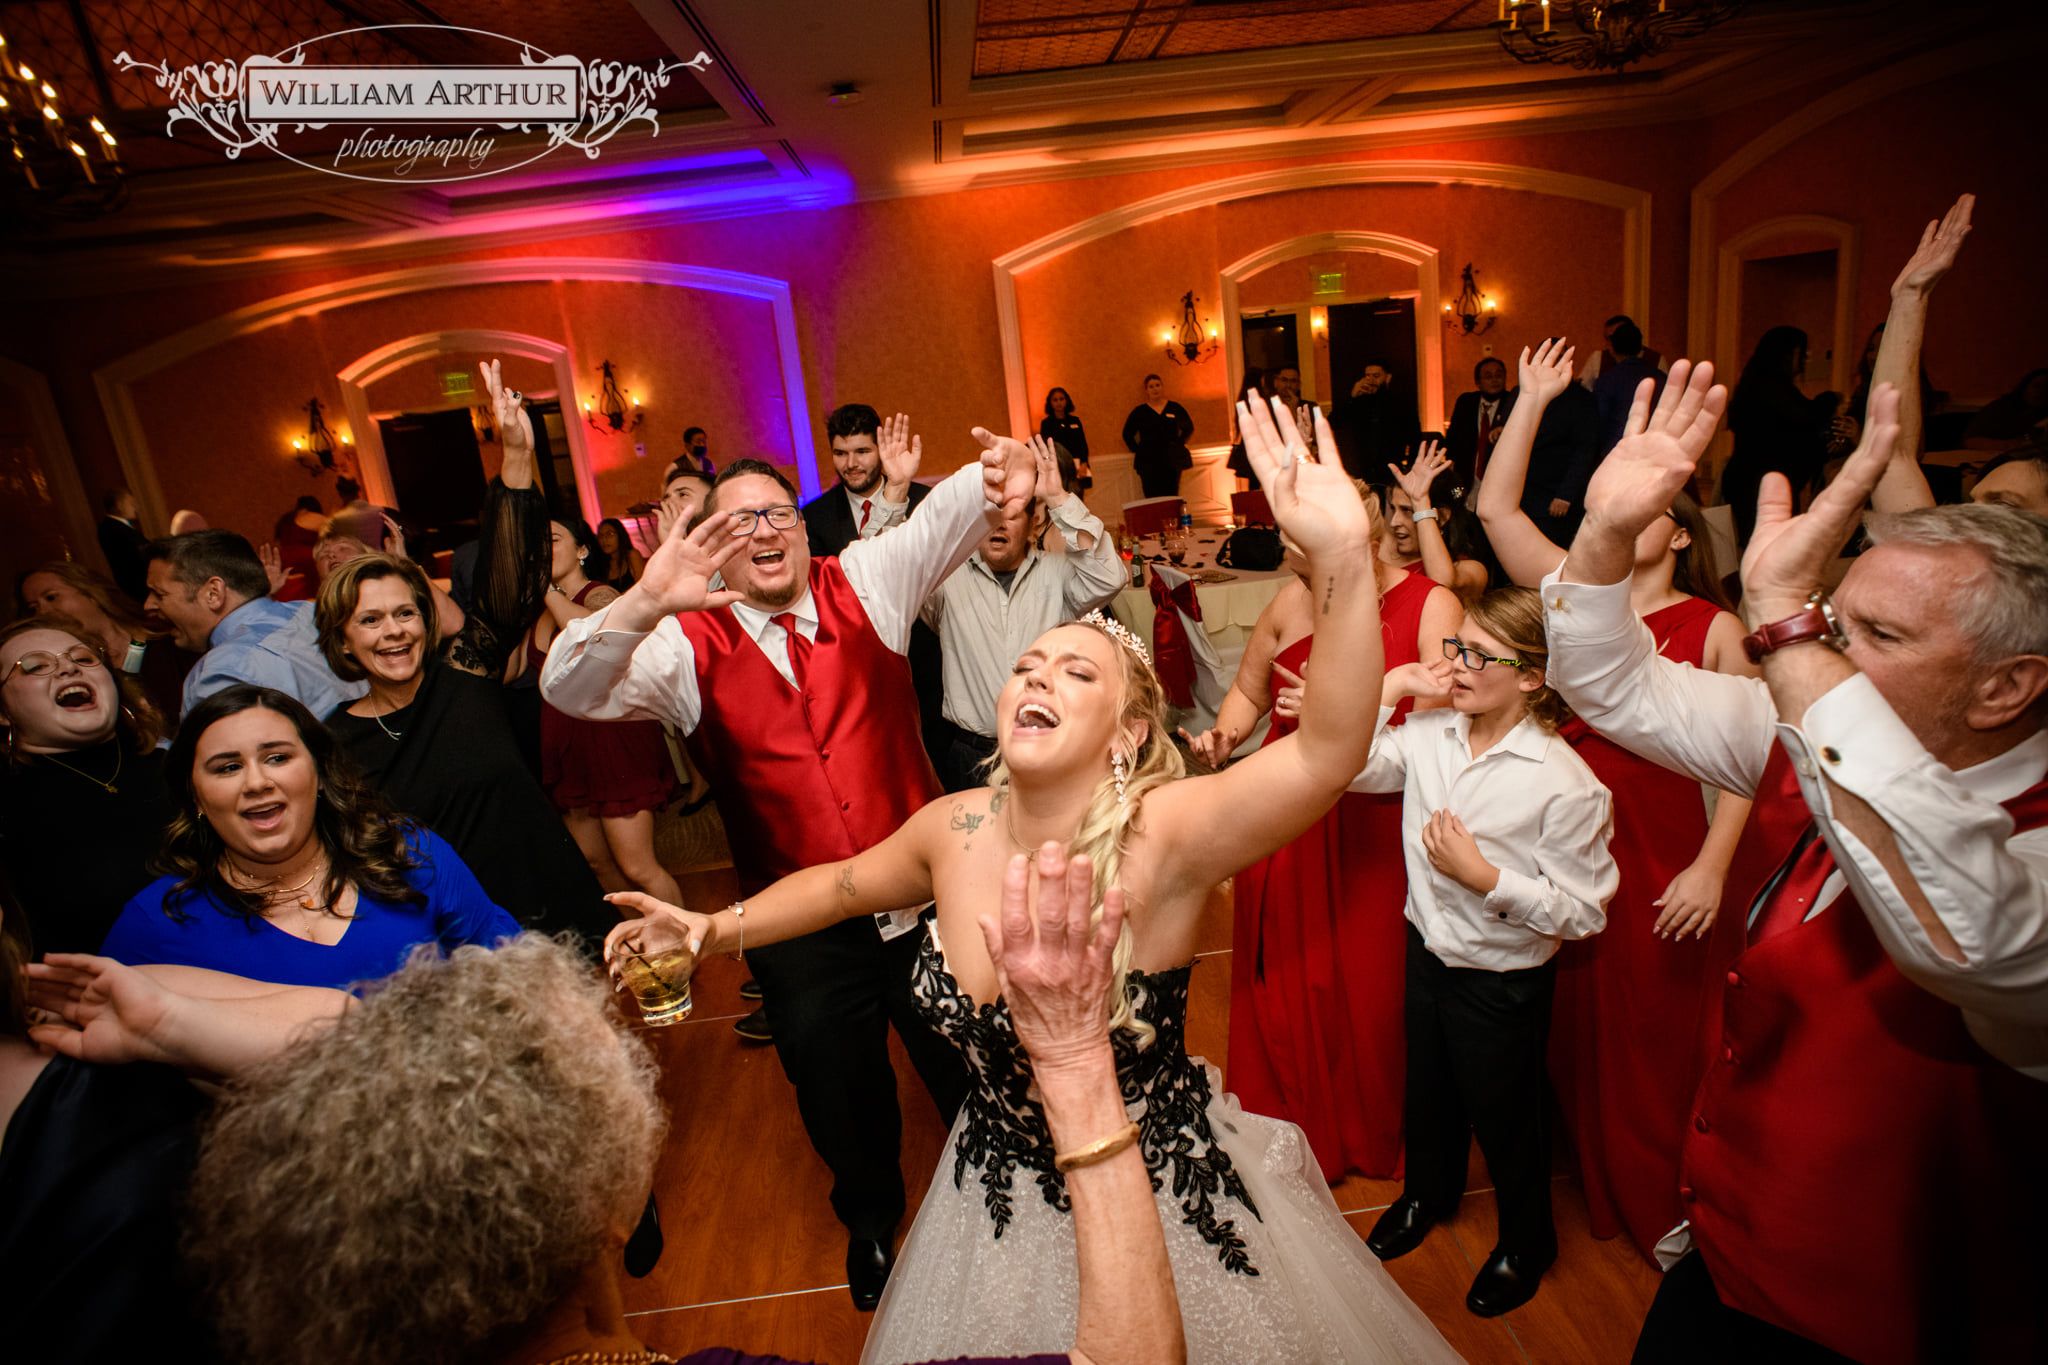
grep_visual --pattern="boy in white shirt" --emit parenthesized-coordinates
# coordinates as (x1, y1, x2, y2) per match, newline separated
(1348, 585, 1617, 1318)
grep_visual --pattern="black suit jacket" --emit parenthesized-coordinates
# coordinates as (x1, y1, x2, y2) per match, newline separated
(1446, 388, 1517, 488)
(97, 517, 150, 605)
(800, 481, 947, 764)
(1522, 383, 1602, 542)
(801, 481, 933, 559)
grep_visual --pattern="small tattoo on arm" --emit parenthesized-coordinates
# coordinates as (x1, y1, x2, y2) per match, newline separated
(838, 864, 855, 899)
(949, 802, 985, 847)
(1321, 575, 1336, 617)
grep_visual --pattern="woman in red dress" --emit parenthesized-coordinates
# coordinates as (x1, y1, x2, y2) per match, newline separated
(1193, 486, 1462, 1182)
(522, 517, 684, 904)
(1477, 339, 1760, 1260)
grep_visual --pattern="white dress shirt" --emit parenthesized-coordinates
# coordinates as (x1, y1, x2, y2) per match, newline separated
(541, 463, 993, 733)
(846, 485, 908, 541)
(919, 497, 1126, 737)
(1539, 563, 2048, 1080)
(1349, 706, 1616, 971)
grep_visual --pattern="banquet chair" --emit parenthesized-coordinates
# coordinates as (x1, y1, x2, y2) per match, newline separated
(1122, 496, 1185, 538)
(1150, 562, 1230, 731)
(1231, 490, 1274, 527)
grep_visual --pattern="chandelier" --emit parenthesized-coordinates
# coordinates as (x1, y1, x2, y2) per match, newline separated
(1161, 291, 1220, 367)
(583, 360, 645, 434)
(0, 29, 125, 220)
(1496, 0, 1745, 72)
(1442, 264, 1498, 336)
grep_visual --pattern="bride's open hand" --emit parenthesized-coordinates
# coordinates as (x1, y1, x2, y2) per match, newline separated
(1237, 395, 1367, 562)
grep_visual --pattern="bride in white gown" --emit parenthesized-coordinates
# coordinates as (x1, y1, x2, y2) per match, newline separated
(608, 399, 1463, 1363)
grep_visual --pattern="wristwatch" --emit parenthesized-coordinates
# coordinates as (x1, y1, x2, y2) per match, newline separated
(1741, 591, 1846, 664)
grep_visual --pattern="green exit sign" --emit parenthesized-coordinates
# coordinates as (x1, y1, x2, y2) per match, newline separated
(1313, 269, 1345, 295)
(441, 370, 474, 396)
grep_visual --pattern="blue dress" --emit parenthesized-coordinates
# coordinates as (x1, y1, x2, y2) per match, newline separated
(101, 826, 522, 990)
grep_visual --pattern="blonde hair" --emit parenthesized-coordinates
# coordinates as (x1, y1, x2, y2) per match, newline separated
(986, 618, 1184, 1045)
(186, 935, 663, 1365)
(1464, 586, 1570, 731)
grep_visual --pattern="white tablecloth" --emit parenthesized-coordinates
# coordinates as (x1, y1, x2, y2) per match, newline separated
(1109, 529, 1291, 746)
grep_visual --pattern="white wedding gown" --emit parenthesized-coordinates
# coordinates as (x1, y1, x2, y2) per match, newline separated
(860, 931, 1463, 1363)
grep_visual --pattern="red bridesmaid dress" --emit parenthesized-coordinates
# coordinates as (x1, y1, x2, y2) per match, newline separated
(1226, 569, 1436, 1182)
(1550, 594, 1725, 1260)
(534, 583, 682, 818)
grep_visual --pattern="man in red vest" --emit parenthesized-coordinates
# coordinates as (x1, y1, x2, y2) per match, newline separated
(1540, 362, 2048, 1364)
(541, 433, 1039, 1311)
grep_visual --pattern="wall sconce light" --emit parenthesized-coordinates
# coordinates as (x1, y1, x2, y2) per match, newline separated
(1443, 264, 1499, 336)
(1163, 290, 1220, 366)
(1310, 307, 1330, 349)
(583, 359, 644, 434)
(290, 397, 352, 476)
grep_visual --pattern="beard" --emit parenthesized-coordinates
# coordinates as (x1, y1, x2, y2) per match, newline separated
(841, 464, 883, 496)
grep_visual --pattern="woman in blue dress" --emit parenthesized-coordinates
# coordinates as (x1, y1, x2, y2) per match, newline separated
(102, 684, 517, 990)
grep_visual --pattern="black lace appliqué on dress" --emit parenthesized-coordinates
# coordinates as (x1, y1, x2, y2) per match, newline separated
(911, 933, 1262, 1275)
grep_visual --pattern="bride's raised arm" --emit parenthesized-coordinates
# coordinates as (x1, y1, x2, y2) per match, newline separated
(1148, 396, 1384, 898)
(603, 799, 950, 963)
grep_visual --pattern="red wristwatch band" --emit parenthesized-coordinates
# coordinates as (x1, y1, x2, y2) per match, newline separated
(1741, 594, 1843, 664)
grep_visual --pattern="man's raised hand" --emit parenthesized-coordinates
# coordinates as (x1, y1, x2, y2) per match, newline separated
(1741, 383, 1900, 621)
(878, 412, 923, 498)
(971, 427, 1039, 513)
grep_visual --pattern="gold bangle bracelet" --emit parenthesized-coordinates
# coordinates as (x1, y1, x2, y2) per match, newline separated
(1053, 1120, 1141, 1173)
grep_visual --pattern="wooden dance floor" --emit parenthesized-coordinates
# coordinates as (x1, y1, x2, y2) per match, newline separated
(623, 866, 1660, 1363)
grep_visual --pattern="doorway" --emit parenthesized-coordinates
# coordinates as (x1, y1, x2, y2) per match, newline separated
(1737, 249, 1838, 399)
(378, 408, 484, 557)
(1327, 297, 1420, 427)
(1241, 314, 1300, 378)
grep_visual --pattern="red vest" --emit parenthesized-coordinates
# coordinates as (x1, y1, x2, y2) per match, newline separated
(681, 559, 939, 895)
(1682, 742, 2048, 1364)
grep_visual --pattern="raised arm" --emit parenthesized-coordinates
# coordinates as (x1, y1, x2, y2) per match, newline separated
(1176, 579, 1295, 767)
(1390, 442, 1460, 589)
(1475, 341, 1576, 585)
(981, 848, 1184, 1365)
(1149, 398, 1383, 894)
(602, 797, 947, 965)
(446, 360, 553, 677)
(1871, 194, 1973, 513)
(540, 512, 746, 726)
(841, 429, 1033, 652)
(1549, 359, 1778, 795)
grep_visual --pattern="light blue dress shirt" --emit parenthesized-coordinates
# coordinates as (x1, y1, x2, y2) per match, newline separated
(183, 596, 366, 719)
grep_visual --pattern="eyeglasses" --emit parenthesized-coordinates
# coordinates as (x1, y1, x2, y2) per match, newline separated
(1443, 637, 1528, 672)
(2, 646, 105, 682)
(726, 505, 800, 536)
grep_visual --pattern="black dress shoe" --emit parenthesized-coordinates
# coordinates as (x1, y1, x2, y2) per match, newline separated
(624, 1194, 663, 1278)
(1365, 1196, 1438, 1262)
(739, 977, 763, 1001)
(1465, 1249, 1554, 1318)
(846, 1236, 893, 1311)
(732, 1005, 772, 1042)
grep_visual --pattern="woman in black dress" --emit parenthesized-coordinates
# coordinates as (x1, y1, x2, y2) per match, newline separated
(1038, 387, 1091, 492)
(1719, 326, 1838, 545)
(0, 614, 175, 955)
(317, 362, 611, 948)
(1121, 373, 1195, 498)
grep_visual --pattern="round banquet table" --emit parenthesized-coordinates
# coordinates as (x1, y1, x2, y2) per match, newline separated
(1110, 528, 1292, 749)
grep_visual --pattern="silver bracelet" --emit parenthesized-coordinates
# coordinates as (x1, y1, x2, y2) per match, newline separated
(726, 901, 746, 960)
(1411, 507, 1439, 523)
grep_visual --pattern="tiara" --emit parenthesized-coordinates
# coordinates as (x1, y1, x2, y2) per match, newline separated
(1081, 610, 1151, 667)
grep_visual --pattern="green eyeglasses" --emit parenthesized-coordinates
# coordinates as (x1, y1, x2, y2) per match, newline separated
(1443, 637, 1528, 672)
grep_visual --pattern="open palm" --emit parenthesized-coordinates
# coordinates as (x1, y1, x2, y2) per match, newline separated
(638, 509, 748, 616)
(1518, 338, 1575, 403)
(1581, 359, 1725, 540)
(1238, 395, 1365, 560)
(1742, 384, 1900, 616)
(1892, 194, 1972, 296)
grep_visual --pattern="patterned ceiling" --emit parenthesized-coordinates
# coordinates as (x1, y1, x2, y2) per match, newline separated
(974, 0, 1501, 77)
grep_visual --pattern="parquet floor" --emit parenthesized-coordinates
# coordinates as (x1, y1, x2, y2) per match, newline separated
(620, 865, 1660, 1363)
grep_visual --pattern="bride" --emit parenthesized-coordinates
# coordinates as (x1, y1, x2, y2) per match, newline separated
(608, 397, 1461, 1363)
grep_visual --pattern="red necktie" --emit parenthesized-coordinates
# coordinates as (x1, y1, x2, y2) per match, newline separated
(1474, 402, 1497, 480)
(772, 612, 810, 690)
(857, 499, 873, 535)
(1748, 823, 1832, 944)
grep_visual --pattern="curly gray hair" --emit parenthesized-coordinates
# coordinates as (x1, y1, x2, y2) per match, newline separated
(186, 935, 665, 1365)
(1863, 503, 2048, 662)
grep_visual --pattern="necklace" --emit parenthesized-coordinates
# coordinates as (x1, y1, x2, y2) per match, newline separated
(368, 692, 404, 741)
(225, 855, 330, 912)
(1001, 789, 1078, 854)
(37, 745, 122, 794)
(536, 1351, 674, 1365)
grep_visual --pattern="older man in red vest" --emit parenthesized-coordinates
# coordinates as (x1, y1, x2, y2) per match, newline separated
(1542, 362, 2048, 1365)
(542, 434, 1038, 1311)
